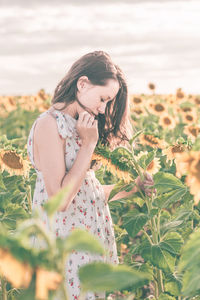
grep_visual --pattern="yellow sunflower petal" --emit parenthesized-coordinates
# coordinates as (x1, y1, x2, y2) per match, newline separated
(36, 268, 62, 300)
(0, 249, 32, 288)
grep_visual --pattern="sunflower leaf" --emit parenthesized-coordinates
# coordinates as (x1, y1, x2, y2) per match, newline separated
(62, 228, 105, 255)
(123, 209, 149, 238)
(0, 173, 6, 190)
(152, 188, 187, 209)
(154, 172, 186, 192)
(79, 261, 149, 292)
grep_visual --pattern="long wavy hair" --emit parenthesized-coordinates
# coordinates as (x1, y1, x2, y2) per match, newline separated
(51, 50, 132, 146)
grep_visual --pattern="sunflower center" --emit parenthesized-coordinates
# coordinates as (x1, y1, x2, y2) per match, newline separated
(195, 98, 200, 104)
(182, 107, 192, 112)
(2, 152, 23, 169)
(155, 104, 165, 112)
(134, 109, 143, 114)
(133, 97, 142, 104)
(171, 145, 184, 154)
(186, 115, 193, 121)
(189, 127, 199, 137)
(163, 117, 171, 125)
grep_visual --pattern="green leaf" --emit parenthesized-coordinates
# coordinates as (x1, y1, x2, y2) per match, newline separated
(151, 245, 175, 273)
(160, 220, 184, 235)
(149, 208, 159, 218)
(164, 273, 182, 297)
(179, 229, 200, 272)
(178, 229, 200, 297)
(129, 130, 144, 146)
(0, 173, 6, 190)
(137, 151, 155, 170)
(63, 228, 105, 255)
(181, 269, 200, 297)
(160, 232, 184, 256)
(43, 183, 71, 217)
(123, 209, 149, 238)
(137, 238, 177, 273)
(153, 188, 187, 209)
(132, 196, 145, 207)
(79, 262, 149, 292)
(158, 293, 176, 300)
(154, 172, 186, 193)
(0, 203, 28, 230)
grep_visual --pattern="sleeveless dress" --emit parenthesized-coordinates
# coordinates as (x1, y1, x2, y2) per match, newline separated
(27, 108, 119, 300)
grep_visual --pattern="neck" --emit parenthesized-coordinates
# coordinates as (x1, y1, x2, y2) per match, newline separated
(52, 102, 80, 119)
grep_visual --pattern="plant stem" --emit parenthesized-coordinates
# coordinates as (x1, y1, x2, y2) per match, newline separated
(27, 185, 32, 213)
(191, 202, 194, 230)
(130, 150, 164, 297)
(156, 269, 164, 294)
(153, 269, 159, 299)
(1, 277, 7, 300)
(141, 230, 153, 245)
(146, 199, 164, 297)
(131, 155, 144, 181)
(60, 281, 69, 300)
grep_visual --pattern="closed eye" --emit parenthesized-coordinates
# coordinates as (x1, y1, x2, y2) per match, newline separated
(101, 97, 115, 103)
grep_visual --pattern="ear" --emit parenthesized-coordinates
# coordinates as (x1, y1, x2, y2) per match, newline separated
(77, 76, 90, 91)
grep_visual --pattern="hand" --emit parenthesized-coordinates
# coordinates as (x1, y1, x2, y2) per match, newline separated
(76, 111, 99, 147)
(135, 172, 156, 197)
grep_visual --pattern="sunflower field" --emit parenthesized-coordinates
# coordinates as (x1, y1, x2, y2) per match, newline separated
(0, 86, 200, 300)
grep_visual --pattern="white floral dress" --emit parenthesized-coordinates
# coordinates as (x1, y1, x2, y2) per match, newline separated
(27, 108, 119, 300)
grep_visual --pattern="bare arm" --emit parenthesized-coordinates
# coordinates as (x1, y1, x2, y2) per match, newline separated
(34, 111, 98, 211)
(103, 174, 155, 203)
(59, 143, 96, 210)
(103, 184, 138, 203)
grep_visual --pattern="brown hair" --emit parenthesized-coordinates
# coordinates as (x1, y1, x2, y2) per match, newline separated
(52, 50, 132, 146)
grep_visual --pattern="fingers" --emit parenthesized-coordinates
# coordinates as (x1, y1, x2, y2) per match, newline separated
(78, 111, 95, 127)
(144, 172, 153, 181)
(136, 173, 156, 197)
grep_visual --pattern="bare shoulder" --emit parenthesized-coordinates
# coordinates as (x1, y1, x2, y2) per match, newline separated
(34, 112, 64, 144)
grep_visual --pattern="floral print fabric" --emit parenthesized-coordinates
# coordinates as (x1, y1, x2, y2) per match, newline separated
(27, 108, 119, 300)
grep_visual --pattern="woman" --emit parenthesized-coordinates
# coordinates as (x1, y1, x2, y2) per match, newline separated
(27, 50, 154, 299)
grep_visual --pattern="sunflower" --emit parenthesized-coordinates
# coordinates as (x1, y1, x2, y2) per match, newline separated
(139, 134, 167, 149)
(176, 88, 185, 100)
(184, 125, 200, 142)
(0, 149, 30, 177)
(175, 151, 200, 204)
(130, 106, 145, 117)
(91, 153, 132, 183)
(146, 157, 161, 174)
(1, 97, 16, 113)
(131, 96, 143, 106)
(163, 144, 186, 163)
(182, 111, 197, 124)
(135, 151, 148, 160)
(150, 103, 167, 116)
(36, 267, 62, 300)
(0, 248, 33, 288)
(159, 113, 177, 130)
(194, 97, 200, 106)
(148, 83, 156, 94)
(180, 106, 193, 113)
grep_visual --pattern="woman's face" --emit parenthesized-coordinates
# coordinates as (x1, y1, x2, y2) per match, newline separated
(76, 77, 120, 116)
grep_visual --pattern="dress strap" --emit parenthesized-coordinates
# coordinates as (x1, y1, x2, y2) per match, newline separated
(47, 108, 76, 139)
